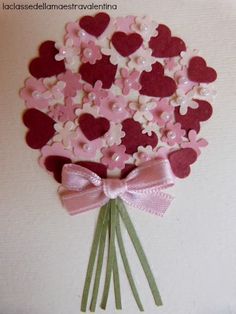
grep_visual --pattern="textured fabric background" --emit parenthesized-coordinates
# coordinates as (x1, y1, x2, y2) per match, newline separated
(1, 0, 236, 313)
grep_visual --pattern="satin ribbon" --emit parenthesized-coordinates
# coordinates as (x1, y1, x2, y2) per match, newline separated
(60, 159, 174, 216)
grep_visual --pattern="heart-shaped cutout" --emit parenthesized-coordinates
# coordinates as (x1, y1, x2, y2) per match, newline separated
(149, 24, 186, 57)
(79, 113, 110, 140)
(168, 148, 197, 178)
(111, 32, 143, 57)
(45, 156, 108, 183)
(79, 54, 117, 89)
(23, 108, 56, 149)
(140, 62, 176, 97)
(121, 119, 158, 154)
(187, 56, 217, 83)
(79, 12, 110, 37)
(29, 41, 66, 79)
(175, 99, 213, 134)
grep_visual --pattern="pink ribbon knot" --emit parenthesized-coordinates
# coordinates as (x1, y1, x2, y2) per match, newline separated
(60, 159, 175, 216)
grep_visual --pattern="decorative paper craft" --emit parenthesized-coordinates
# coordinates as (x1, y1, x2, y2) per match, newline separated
(20, 13, 217, 312)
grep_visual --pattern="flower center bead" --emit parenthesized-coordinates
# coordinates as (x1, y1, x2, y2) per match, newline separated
(82, 143, 91, 152)
(178, 76, 189, 85)
(160, 112, 171, 122)
(136, 56, 146, 65)
(167, 131, 176, 139)
(176, 96, 186, 106)
(83, 48, 92, 58)
(139, 152, 149, 161)
(111, 153, 120, 161)
(199, 87, 210, 96)
(32, 91, 42, 99)
(139, 23, 148, 32)
(112, 103, 123, 112)
(88, 92, 96, 101)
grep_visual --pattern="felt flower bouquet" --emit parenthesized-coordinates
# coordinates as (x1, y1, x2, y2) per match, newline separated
(20, 12, 217, 311)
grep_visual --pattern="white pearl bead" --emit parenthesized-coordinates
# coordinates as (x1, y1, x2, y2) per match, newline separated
(124, 79, 132, 87)
(167, 131, 176, 139)
(178, 77, 189, 85)
(177, 96, 186, 106)
(140, 24, 148, 32)
(160, 112, 171, 121)
(83, 143, 91, 152)
(112, 103, 122, 112)
(32, 91, 41, 99)
(199, 87, 210, 96)
(61, 49, 67, 55)
(136, 56, 146, 65)
(88, 92, 96, 101)
(80, 30, 86, 37)
(83, 48, 92, 58)
(112, 153, 120, 161)
(139, 152, 148, 161)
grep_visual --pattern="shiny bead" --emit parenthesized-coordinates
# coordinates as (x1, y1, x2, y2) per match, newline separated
(112, 103, 122, 112)
(140, 24, 148, 32)
(178, 77, 189, 85)
(88, 92, 96, 101)
(112, 153, 120, 161)
(160, 112, 171, 121)
(136, 56, 146, 65)
(124, 79, 132, 87)
(83, 143, 91, 152)
(139, 152, 148, 161)
(83, 48, 92, 58)
(61, 49, 67, 55)
(176, 96, 186, 106)
(80, 30, 86, 37)
(199, 87, 210, 96)
(167, 131, 176, 139)
(32, 91, 41, 99)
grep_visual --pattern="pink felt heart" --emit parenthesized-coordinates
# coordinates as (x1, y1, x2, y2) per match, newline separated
(187, 57, 217, 83)
(23, 108, 56, 149)
(149, 24, 186, 57)
(45, 156, 107, 183)
(79, 54, 117, 89)
(79, 12, 110, 37)
(121, 119, 158, 154)
(140, 62, 176, 97)
(168, 148, 198, 178)
(111, 32, 143, 57)
(29, 41, 66, 79)
(175, 99, 213, 134)
(79, 113, 110, 140)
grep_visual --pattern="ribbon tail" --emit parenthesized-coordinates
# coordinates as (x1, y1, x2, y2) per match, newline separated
(120, 189, 173, 216)
(60, 186, 109, 215)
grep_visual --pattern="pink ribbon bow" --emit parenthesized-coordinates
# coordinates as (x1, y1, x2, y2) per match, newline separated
(60, 159, 175, 216)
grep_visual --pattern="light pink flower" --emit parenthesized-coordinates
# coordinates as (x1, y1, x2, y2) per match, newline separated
(133, 145, 157, 166)
(129, 96, 156, 124)
(55, 39, 80, 64)
(104, 123, 125, 146)
(115, 16, 135, 33)
(128, 47, 156, 72)
(151, 98, 174, 127)
(58, 70, 82, 97)
(49, 98, 80, 123)
(20, 77, 49, 110)
(161, 122, 186, 146)
(115, 68, 141, 95)
(174, 68, 197, 93)
(83, 80, 108, 106)
(101, 145, 129, 170)
(181, 130, 208, 155)
(42, 79, 66, 105)
(164, 58, 179, 72)
(131, 16, 158, 41)
(65, 22, 96, 45)
(53, 121, 77, 148)
(81, 41, 102, 64)
(171, 89, 199, 115)
(72, 127, 103, 159)
(99, 93, 130, 123)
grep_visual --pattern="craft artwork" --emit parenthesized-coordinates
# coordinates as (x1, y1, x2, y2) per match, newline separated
(20, 12, 217, 312)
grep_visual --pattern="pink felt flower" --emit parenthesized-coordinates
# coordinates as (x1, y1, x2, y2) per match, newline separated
(55, 39, 80, 71)
(104, 123, 125, 146)
(164, 58, 179, 72)
(20, 77, 49, 110)
(115, 68, 141, 95)
(83, 80, 108, 106)
(42, 79, 66, 105)
(53, 121, 77, 148)
(115, 16, 135, 33)
(131, 15, 158, 41)
(101, 145, 129, 170)
(181, 130, 208, 155)
(174, 68, 197, 93)
(161, 122, 186, 146)
(81, 41, 102, 64)
(151, 98, 174, 127)
(49, 98, 80, 123)
(58, 70, 82, 97)
(99, 93, 130, 123)
(65, 22, 96, 45)
(133, 145, 157, 166)
(72, 127, 103, 159)
(39, 142, 75, 169)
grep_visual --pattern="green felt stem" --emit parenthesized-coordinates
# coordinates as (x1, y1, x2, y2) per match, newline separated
(89, 207, 109, 312)
(80, 204, 108, 312)
(118, 198, 163, 307)
(100, 199, 118, 310)
(116, 213, 144, 311)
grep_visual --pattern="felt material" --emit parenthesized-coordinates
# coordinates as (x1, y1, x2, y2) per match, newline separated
(121, 119, 158, 154)
(79, 54, 117, 89)
(168, 148, 197, 178)
(111, 32, 143, 57)
(29, 41, 65, 78)
(79, 12, 110, 37)
(149, 24, 186, 57)
(45, 156, 108, 183)
(23, 108, 56, 149)
(139, 62, 176, 97)
(174, 99, 213, 134)
(45, 156, 72, 183)
(187, 56, 217, 83)
(79, 113, 110, 140)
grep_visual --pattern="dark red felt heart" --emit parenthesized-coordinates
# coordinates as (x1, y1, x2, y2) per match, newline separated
(140, 62, 176, 97)
(121, 119, 158, 154)
(187, 57, 217, 83)
(79, 113, 110, 140)
(111, 32, 143, 57)
(168, 148, 197, 178)
(45, 156, 107, 183)
(79, 12, 110, 37)
(23, 108, 56, 149)
(175, 99, 213, 134)
(79, 54, 117, 89)
(29, 41, 66, 79)
(149, 24, 186, 57)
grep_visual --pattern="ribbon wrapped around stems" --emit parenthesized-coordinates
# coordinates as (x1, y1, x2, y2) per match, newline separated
(60, 159, 175, 216)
